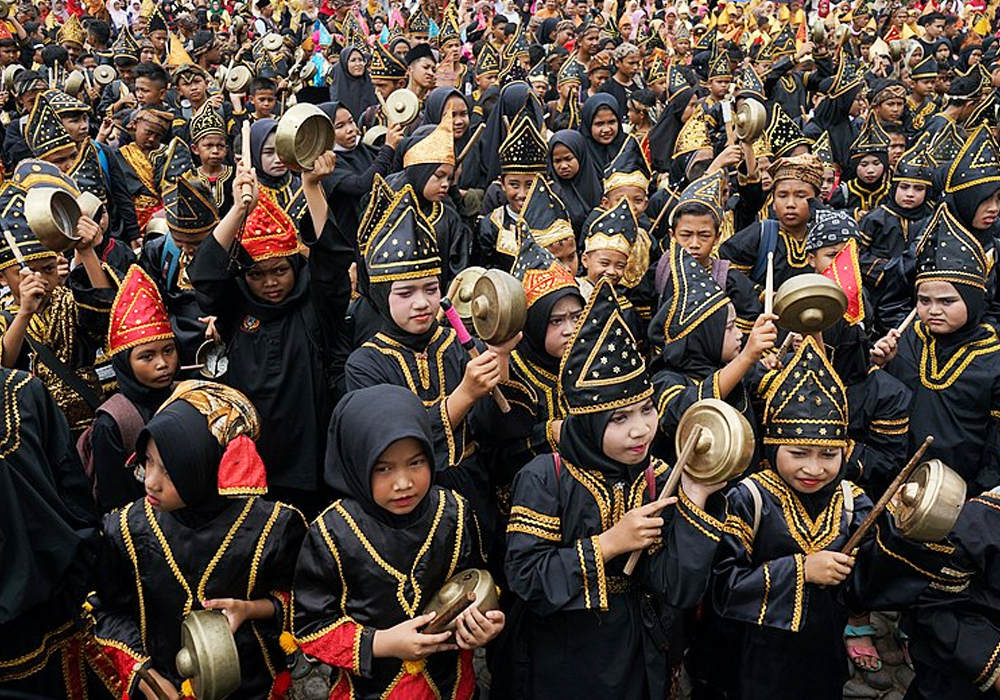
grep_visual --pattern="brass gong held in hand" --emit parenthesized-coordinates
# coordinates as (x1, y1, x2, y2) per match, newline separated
(773, 273, 848, 334)
(471, 269, 526, 345)
(25, 187, 82, 253)
(734, 99, 766, 142)
(224, 65, 253, 94)
(175, 611, 241, 700)
(383, 88, 421, 126)
(450, 266, 487, 320)
(895, 459, 966, 542)
(275, 103, 336, 172)
(93, 64, 117, 86)
(675, 399, 755, 484)
(422, 569, 500, 635)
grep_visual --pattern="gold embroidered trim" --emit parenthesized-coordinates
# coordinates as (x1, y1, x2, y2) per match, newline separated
(591, 535, 608, 609)
(791, 553, 805, 632)
(758, 562, 770, 626)
(119, 503, 147, 648)
(916, 322, 1000, 390)
(753, 470, 845, 554)
(120, 142, 158, 195)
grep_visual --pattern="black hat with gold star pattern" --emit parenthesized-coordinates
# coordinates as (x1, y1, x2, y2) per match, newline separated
(667, 61, 691, 100)
(759, 335, 848, 447)
(499, 114, 548, 175)
(672, 169, 726, 226)
(735, 64, 765, 102)
(603, 135, 651, 192)
(163, 174, 219, 237)
(477, 41, 501, 79)
(70, 141, 109, 204)
(707, 50, 732, 80)
(916, 204, 988, 291)
(26, 90, 76, 160)
(519, 177, 574, 249)
(370, 39, 407, 80)
(660, 240, 729, 344)
(945, 124, 1000, 195)
(850, 115, 890, 157)
(190, 104, 227, 145)
(0, 183, 49, 271)
(408, 6, 432, 35)
(559, 277, 652, 415)
(511, 230, 579, 309)
(364, 184, 442, 283)
(584, 197, 639, 256)
(439, 0, 461, 45)
(148, 5, 169, 33)
(153, 137, 196, 193)
(766, 102, 811, 159)
(46, 89, 89, 115)
(894, 142, 934, 186)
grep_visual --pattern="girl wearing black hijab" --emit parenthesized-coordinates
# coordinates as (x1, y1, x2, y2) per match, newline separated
(647, 85, 697, 174)
(329, 46, 379, 121)
(498, 278, 726, 700)
(94, 381, 307, 700)
(424, 86, 483, 194)
(548, 129, 603, 237)
(804, 78, 864, 175)
(474, 81, 544, 186)
(249, 118, 307, 222)
(293, 384, 503, 700)
(577, 93, 625, 177)
(90, 266, 180, 513)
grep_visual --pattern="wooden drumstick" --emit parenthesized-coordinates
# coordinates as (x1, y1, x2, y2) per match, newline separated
(896, 307, 918, 335)
(763, 251, 775, 316)
(134, 665, 172, 700)
(840, 435, 934, 555)
(623, 425, 704, 576)
(240, 121, 253, 205)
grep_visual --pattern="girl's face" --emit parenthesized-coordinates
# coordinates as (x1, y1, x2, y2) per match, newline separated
(544, 293, 583, 359)
(129, 339, 178, 390)
(142, 438, 185, 511)
(581, 248, 628, 285)
(972, 188, 1000, 229)
(388, 277, 440, 334)
(333, 106, 359, 149)
(259, 132, 287, 178)
(917, 280, 968, 334)
(681, 92, 699, 122)
(550, 143, 580, 180)
(547, 236, 579, 276)
(602, 397, 658, 465)
(759, 156, 774, 191)
(447, 95, 469, 141)
(370, 436, 432, 515)
(347, 49, 366, 77)
(590, 105, 619, 145)
(422, 163, 454, 202)
(895, 181, 927, 209)
(821, 166, 838, 200)
(935, 44, 950, 61)
(501, 173, 535, 213)
(246, 257, 295, 304)
(849, 92, 866, 117)
(720, 304, 742, 363)
(856, 155, 884, 184)
(775, 445, 843, 494)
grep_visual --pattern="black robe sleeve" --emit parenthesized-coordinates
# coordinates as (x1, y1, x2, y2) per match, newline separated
(102, 144, 143, 244)
(91, 411, 143, 513)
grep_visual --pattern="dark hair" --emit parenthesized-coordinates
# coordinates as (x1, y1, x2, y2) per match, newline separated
(87, 19, 111, 45)
(41, 44, 68, 68)
(492, 14, 508, 26)
(882, 122, 905, 137)
(671, 201, 718, 228)
(504, 22, 517, 37)
(23, 21, 40, 35)
(0, 38, 17, 49)
(248, 77, 276, 95)
(133, 62, 169, 87)
(528, 44, 545, 65)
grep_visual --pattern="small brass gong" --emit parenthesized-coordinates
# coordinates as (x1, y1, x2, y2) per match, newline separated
(175, 611, 240, 700)
(773, 273, 848, 334)
(895, 459, 967, 542)
(195, 340, 229, 379)
(734, 99, 766, 142)
(450, 266, 486, 320)
(676, 399, 755, 484)
(471, 269, 526, 345)
(275, 104, 335, 172)
(422, 569, 500, 635)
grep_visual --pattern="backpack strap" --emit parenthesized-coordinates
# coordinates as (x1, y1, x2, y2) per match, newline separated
(93, 139, 110, 185)
(741, 476, 764, 541)
(553, 452, 562, 479)
(160, 234, 182, 290)
(98, 392, 146, 455)
(750, 219, 779, 282)
(841, 480, 855, 528)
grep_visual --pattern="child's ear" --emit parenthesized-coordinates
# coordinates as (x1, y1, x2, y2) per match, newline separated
(806, 252, 816, 266)
(580, 251, 590, 269)
(600, 195, 609, 209)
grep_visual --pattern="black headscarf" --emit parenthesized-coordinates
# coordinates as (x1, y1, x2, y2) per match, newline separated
(537, 17, 559, 44)
(424, 87, 482, 191)
(479, 82, 544, 183)
(368, 279, 441, 351)
(137, 400, 226, 526)
(330, 46, 378, 121)
(822, 319, 871, 386)
(325, 385, 436, 527)
(578, 93, 625, 175)
(811, 83, 863, 173)
(649, 299, 729, 380)
(318, 100, 376, 186)
(885, 178, 934, 223)
(763, 444, 847, 518)
(520, 287, 584, 372)
(250, 118, 296, 190)
(547, 129, 603, 233)
(559, 407, 649, 481)
(947, 183, 1000, 236)
(112, 349, 176, 422)
(647, 86, 696, 173)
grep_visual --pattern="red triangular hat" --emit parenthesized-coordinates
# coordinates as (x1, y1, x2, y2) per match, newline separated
(242, 192, 299, 262)
(821, 238, 865, 325)
(108, 266, 174, 355)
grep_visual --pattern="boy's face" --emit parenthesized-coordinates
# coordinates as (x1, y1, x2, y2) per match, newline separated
(245, 256, 295, 304)
(60, 112, 90, 143)
(193, 134, 227, 168)
(807, 240, 847, 274)
(603, 185, 647, 217)
(134, 76, 166, 106)
(142, 438, 185, 511)
(251, 88, 276, 116)
(371, 437, 432, 516)
(917, 280, 968, 334)
(721, 304, 742, 363)
(409, 57, 437, 90)
(617, 52, 641, 79)
(171, 230, 208, 256)
(544, 292, 582, 359)
(2, 256, 60, 304)
(178, 75, 208, 105)
(888, 134, 906, 167)
(581, 248, 628, 285)
(133, 116, 167, 152)
(602, 397, 657, 465)
(546, 236, 579, 276)
(388, 277, 440, 335)
(501, 173, 536, 214)
(129, 338, 178, 390)
(772, 179, 814, 231)
(894, 181, 926, 210)
(48, 144, 80, 173)
(877, 96, 904, 123)
(775, 444, 843, 494)
(708, 76, 731, 99)
(672, 212, 719, 264)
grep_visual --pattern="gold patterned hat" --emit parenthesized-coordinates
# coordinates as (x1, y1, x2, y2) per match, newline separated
(585, 197, 639, 256)
(511, 230, 579, 309)
(645, 55, 668, 85)
(112, 24, 141, 61)
(850, 114, 890, 157)
(57, 14, 86, 47)
(707, 50, 731, 80)
(894, 141, 934, 186)
(916, 204, 988, 291)
(147, 4, 169, 33)
(666, 60, 691, 100)
(770, 153, 824, 191)
(603, 135, 651, 192)
(760, 335, 848, 447)
(518, 177, 574, 248)
(735, 64, 766, 102)
(660, 240, 729, 343)
(70, 141, 109, 204)
(371, 40, 407, 80)
(476, 41, 501, 78)
(358, 174, 396, 259)
(46, 89, 88, 115)
(408, 5, 432, 35)
(673, 105, 712, 157)
(404, 102, 455, 167)
(812, 130, 834, 168)
(559, 277, 652, 415)
(927, 120, 966, 168)
(672, 169, 726, 226)
(26, 91, 76, 160)
(828, 54, 864, 99)
(499, 114, 548, 175)
(438, 0, 461, 45)
(766, 102, 811, 158)
(364, 184, 442, 283)
(152, 137, 197, 193)
(557, 56, 585, 86)
(189, 104, 227, 144)
(945, 124, 1000, 195)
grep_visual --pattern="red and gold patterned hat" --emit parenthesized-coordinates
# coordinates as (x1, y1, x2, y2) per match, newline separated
(242, 193, 299, 262)
(108, 266, 175, 355)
